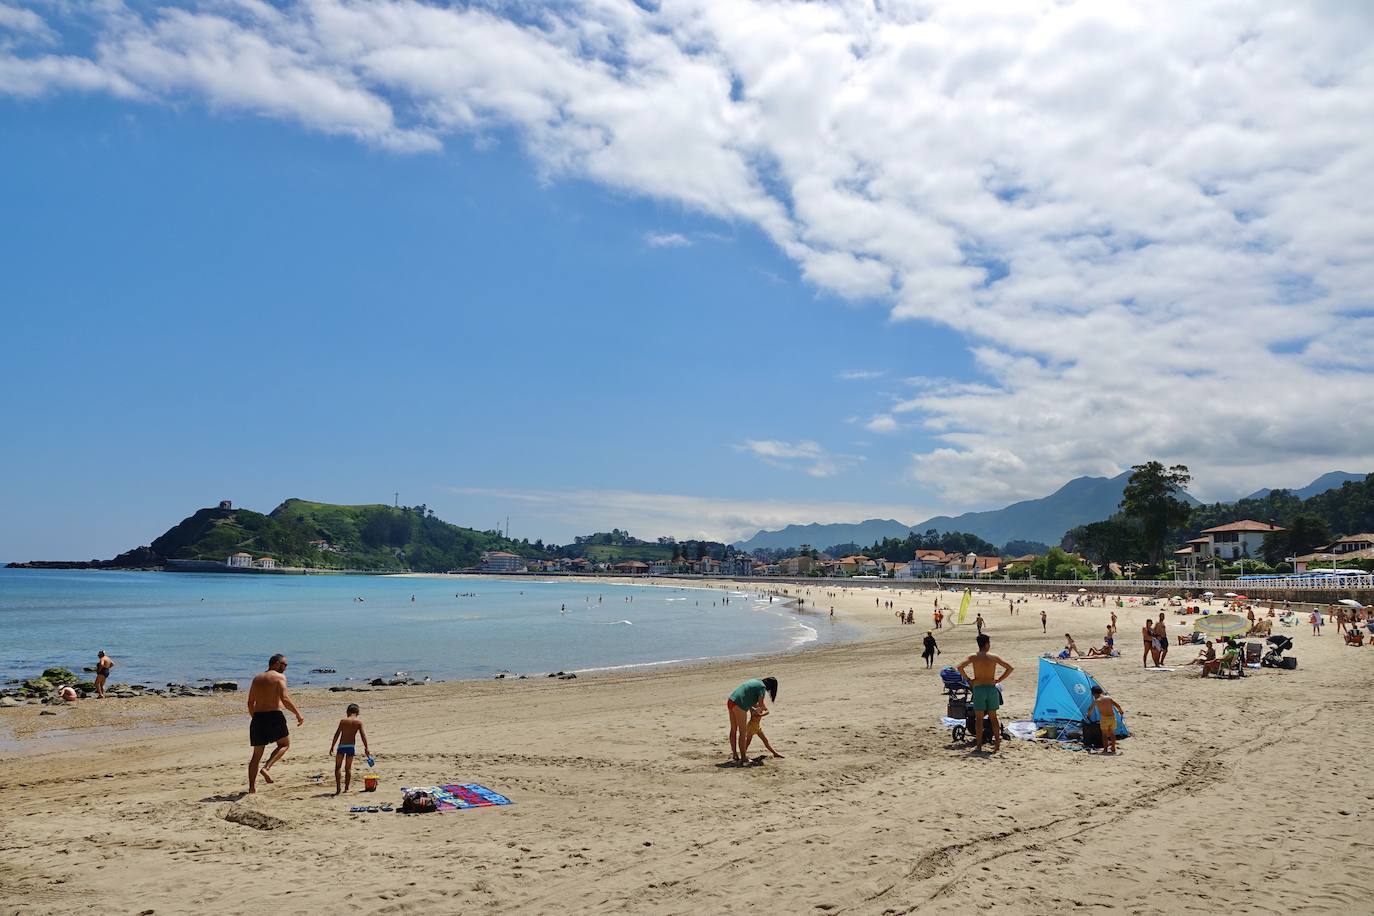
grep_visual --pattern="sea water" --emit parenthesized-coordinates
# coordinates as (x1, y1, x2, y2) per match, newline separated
(0, 569, 852, 688)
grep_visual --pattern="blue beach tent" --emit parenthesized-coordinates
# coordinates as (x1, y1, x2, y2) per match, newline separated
(1033, 658, 1129, 738)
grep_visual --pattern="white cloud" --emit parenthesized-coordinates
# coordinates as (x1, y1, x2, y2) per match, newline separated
(838, 369, 885, 381)
(9, 1, 1374, 504)
(644, 231, 691, 248)
(0, 3, 55, 42)
(864, 414, 899, 434)
(448, 486, 937, 544)
(737, 438, 860, 478)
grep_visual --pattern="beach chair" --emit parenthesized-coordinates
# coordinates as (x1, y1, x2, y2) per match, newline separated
(1214, 650, 1242, 679)
(1244, 642, 1262, 665)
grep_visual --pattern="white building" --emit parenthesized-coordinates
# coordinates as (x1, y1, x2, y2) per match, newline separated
(227, 552, 253, 568)
(1196, 520, 1284, 561)
(481, 550, 526, 573)
(255, 556, 278, 570)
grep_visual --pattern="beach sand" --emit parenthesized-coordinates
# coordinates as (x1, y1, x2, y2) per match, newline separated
(1, 582, 1369, 915)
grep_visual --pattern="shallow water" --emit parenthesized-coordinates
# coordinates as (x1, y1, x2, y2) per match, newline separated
(0, 569, 853, 687)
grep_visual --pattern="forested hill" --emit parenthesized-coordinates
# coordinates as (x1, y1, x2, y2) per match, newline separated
(143, 499, 543, 572)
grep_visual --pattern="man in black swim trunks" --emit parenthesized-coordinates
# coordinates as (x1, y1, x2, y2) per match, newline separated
(247, 654, 304, 793)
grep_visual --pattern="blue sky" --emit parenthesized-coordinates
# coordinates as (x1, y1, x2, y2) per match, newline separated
(2, 1, 1372, 559)
(1, 95, 966, 558)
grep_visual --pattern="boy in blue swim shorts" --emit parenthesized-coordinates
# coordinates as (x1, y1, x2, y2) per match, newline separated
(329, 703, 371, 795)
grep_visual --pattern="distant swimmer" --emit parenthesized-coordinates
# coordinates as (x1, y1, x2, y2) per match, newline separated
(411, 595, 416, 602)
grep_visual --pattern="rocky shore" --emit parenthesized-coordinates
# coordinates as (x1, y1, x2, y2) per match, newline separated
(0, 666, 242, 707)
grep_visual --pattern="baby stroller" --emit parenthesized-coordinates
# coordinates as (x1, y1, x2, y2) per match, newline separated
(940, 667, 1008, 744)
(1260, 635, 1297, 669)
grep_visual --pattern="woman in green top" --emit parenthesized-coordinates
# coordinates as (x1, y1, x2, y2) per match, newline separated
(726, 677, 778, 762)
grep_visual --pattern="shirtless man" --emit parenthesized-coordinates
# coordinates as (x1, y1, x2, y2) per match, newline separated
(1142, 618, 1156, 668)
(246, 654, 304, 793)
(94, 650, 115, 699)
(1154, 613, 1169, 665)
(956, 633, 1014, 754)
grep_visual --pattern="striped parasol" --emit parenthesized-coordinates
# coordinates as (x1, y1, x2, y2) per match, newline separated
(1194, 613, 1249, 637)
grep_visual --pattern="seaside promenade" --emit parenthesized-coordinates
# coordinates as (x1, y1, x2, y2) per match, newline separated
(1, 581, 1368, 914)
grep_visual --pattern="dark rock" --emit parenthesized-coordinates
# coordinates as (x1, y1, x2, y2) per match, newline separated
(0, 696, 23, 708)
(39, 709, 58, 716)
(20, 677, 53, 695)
(370, 678, 387, 687)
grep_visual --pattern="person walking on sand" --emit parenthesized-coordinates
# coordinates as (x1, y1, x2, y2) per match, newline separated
(726, 677, 778, 764)
(975, 613, 985, 635)
(956, 634, 1013, 754)
(328, 703, 370, 795)
(93, 650, 115, 699)
(1040, 609, 1047, 633)
(1142, 618, 1156, 667)
(922, 631, 939, 669)
(247, 654, 304, 793)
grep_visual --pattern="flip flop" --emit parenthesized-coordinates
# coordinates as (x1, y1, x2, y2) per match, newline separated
(350, 806, 367, 813)
(366, 755, 375, 767)
(379, 803, 394, 812)
(366, 806, 379, 813)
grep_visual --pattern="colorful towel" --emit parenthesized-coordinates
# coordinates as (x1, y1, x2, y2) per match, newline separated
(401, 784, 514, 811)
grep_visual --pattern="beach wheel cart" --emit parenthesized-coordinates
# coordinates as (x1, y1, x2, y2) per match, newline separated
(940, 667, 1007, 743)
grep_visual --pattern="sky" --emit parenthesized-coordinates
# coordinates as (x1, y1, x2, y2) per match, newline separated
(2, 0, 1373, 559)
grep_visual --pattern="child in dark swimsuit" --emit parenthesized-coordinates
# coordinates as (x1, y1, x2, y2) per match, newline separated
(329, 704, 371, 795)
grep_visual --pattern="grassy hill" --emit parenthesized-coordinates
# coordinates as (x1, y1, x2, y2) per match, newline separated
(570, 543, 676, 563)
(147, 499, 539, 572)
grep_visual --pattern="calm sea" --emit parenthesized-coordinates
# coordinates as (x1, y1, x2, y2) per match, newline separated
(0, 569, 851, 688)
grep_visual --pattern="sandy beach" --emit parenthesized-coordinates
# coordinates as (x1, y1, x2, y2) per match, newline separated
(2, 580, 1370, 915)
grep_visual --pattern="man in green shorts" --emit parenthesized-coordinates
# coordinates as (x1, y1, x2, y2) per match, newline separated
(956, 633, 1014, 753)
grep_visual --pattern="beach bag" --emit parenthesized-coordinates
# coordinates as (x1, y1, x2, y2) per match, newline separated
(402, 790, 437, 814)
(1080, 719, 1104, 749)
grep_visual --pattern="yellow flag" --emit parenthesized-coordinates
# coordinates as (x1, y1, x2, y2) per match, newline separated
(957, 589, 971, 625)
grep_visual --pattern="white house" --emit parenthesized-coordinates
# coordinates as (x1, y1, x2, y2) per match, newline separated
(1196, 520, 1284, 560)
(255, 556, 278, 570)
(481, 550, 526, 573)
(1332, 533, 1374, 554)
(227, 552, 253, 568)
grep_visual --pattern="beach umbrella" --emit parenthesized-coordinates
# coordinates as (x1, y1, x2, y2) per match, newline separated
(1194, 614, 1249, 637)
(1078, 587, 1087, 592)
(1339, 598, 1364, 608)
(1171, 595, 1182, 600)
(1224, 592, 1237, 597)
(1203, 591, 1214, 596)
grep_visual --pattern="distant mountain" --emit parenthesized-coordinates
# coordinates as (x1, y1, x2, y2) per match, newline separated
(733, 519, 913, 553)
(734, 472, 1205, 554)
(1243, 471, 1364, 502)
(909, 472, 1203, 549)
